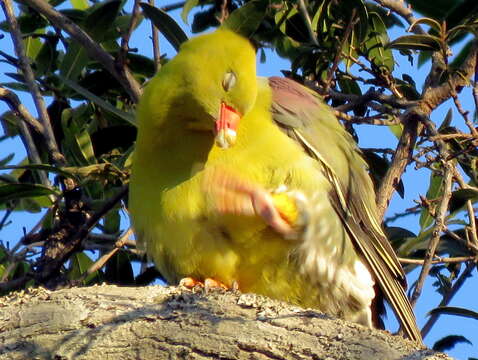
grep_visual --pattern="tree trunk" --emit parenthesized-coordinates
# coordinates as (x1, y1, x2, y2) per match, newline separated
(0, 285, 449, 360)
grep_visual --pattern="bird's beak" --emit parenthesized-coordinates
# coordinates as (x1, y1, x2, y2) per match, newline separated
(215, 102, 240, 149)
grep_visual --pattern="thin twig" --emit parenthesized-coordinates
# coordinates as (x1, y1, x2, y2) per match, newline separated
(399, 256, 476, 265)
(450, 89, 478, 137)
(149, 0, 161, 71)
(324, 9, 356, 92)
(118, 0, 142, 73)
(334, 111, 400, 125)
(1, 0, 64, 166)
(298, 0, 318, 46)
(328, 88, 415, 109)
(410, 119, 454, 307)
(0, 87, 45, 134)
(79, 228, 133, 281)
(430, 133, 475, 141)
(466, 200, 478, 246)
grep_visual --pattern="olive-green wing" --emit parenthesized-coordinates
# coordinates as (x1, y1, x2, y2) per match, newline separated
(268, 76, 422, 343)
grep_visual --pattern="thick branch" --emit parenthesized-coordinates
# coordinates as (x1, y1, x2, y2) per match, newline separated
(0, 285, 449, 360)
(376, 40, 478, 218)
(372, 0, 425, 35)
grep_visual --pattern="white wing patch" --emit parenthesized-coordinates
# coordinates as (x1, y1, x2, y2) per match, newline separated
(295, 191, 375, 327)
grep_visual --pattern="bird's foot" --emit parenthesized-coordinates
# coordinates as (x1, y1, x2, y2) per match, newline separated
(204, 167, 304, 238)
(179, 277, 229, 293)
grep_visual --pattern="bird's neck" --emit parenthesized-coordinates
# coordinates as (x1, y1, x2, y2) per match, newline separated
(135, 108, 215, 188)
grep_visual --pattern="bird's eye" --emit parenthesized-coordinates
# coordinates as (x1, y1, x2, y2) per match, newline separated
(222, 71, 237, 92)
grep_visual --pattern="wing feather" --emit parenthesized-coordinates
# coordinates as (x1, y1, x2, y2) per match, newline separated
(268, 76, 422, 343)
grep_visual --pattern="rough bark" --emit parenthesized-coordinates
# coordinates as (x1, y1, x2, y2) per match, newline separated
(0, 285, 450, 360)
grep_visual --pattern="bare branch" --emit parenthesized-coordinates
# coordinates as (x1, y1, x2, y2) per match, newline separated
(334, 110, 401, 125)
(79, 228, 134, 281)
(118, 0, 142, 73)
(149, 0, 161, 72)
(372, 0, 425, 35)
(410, 119, 454, 307)
(0, 87, 45, 134)
(1, 0, 64, 166)
(298, 0, 318, 46)
(399, 256, 476, 265)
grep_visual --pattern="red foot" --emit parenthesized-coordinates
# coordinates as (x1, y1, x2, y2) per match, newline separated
(203, 168, 294, 236)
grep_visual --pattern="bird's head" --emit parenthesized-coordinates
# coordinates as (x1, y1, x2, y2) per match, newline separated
(165, 29, 258, 148)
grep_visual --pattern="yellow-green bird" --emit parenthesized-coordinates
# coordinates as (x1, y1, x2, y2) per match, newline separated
(129, 29, 422, 342)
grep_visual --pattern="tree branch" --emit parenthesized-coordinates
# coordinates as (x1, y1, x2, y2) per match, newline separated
(1, 0, 64, 166)
(20, 0, 142, 103)
(410, 119, 454, 307)
(376, 39, 478, 218)
(372, 0, 425, 35)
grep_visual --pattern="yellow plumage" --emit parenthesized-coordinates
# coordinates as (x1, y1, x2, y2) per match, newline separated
(129, 29, 421, 342)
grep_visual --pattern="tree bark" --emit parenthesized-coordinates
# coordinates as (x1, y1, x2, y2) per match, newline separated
(0, 285, 450, 360)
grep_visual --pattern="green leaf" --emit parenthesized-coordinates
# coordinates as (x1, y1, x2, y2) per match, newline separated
(181, 0, 199, 24)
(363, 151, 405, 197)
(59, 75, 136, 126)
(140, 3, 188, 52)
(433, 335, 472, 352)
(61, 109, 95, 166)
(449, 188, 478, 213)
(364, 12, 394, 71)
(338, 77, 366, 116)
(408, 17, 442, 33)
(59, 41, 89, 81)
(105, 250, 135, 285)
(34, 36, 59, 76)
(450, 40, 473, 70)
(388, 123, 403, 139)
(388, 34, 442, 52)
(24, 36, 43, 60)
(405, 0, 455, 19)
(429, 306, 478, 320)
(386, 226, 417, 249)
(419, 172, 443, 230)
(104, 208, 120, 234)
(222, 0, 267, 37)
(70, 0, 89, 10)
(126, 53, 156, 78)
(68, 252, 101, 285)
(445, 0, 478, 30)
(84, 0, 123, 42)
(0, 183, 58, 204)
(0, 153, 14, 167)
(438, 108, 453, 131)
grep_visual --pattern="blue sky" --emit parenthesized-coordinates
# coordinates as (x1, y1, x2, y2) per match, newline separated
(0, 2, 477, 358)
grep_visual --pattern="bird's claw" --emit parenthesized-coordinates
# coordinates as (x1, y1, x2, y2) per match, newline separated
(203, 167, 307, 238)
(179, 277, 229, 293)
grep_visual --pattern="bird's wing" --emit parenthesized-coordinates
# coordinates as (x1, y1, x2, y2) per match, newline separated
(268, 76, 422, 343)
